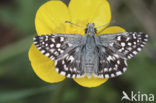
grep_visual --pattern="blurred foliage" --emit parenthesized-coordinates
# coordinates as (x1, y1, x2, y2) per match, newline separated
(0, 0, 156, 103)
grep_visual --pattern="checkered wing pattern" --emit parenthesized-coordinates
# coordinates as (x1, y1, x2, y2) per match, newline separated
(33, 34, 85, 78)
(95, 32, 148, 78)
(55, 46, 85, 78)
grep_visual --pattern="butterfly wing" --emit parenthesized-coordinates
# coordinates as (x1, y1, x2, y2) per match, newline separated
(94, 32, 148, 78)
(33, 34, 85, 78)
(97, 32, 148, 59)
(94, 45, 127, 78)
(33, 34, 83, 60)
(55, 46, 85, 78)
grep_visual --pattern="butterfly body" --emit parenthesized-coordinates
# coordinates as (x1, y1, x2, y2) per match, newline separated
(33, 23, 148, 78)
(82, 28, 98, 78)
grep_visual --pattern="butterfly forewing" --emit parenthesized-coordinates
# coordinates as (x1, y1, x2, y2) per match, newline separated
(98, 32, 148, 59)
(33, 34, 83, 60)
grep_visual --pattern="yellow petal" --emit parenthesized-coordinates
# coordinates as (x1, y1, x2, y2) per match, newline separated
(69, 0, 111, 34)
(35, 0, 70, 35)
(74, 26, 126, 88)
(74, 77, 108, 88)
(99, 26, 126, 35)
(29, 44, 65, 83)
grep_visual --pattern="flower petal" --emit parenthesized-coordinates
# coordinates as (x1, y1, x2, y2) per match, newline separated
(29, 44, 65, 83)
(35, 0, 70, 35)
(69, 0, 111, 34)
(74, 77, 108, 88)
(74, 26, 126, 87)
(99, 26, 126, 35)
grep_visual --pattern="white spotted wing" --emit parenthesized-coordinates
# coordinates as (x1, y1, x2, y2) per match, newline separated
(33, 34, 85, 78)
(95, 32, 148, 78)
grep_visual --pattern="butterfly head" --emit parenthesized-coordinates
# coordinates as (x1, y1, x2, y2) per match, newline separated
(85, 23, 97, 35)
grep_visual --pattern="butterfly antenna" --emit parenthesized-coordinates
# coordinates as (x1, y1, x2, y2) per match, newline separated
(65, 21, 84, 28)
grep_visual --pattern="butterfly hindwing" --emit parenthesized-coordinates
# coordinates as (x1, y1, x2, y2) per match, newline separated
(94, 46, 127, 78)
(55, 46, 85, 78)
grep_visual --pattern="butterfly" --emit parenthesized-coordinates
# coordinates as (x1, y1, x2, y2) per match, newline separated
(33, 23, 148, 78)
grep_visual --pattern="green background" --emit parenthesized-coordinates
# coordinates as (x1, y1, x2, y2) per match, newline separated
(0, 0, 156, 103)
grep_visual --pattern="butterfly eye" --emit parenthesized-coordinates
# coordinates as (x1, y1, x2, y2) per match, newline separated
(85, 28, 88, 33)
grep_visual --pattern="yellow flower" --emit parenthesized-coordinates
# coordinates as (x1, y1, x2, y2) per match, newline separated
(29, 0, 126, 88)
